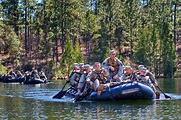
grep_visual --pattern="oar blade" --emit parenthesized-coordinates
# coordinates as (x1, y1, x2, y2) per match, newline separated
(52, 91, 66, 99)
(157, 86, 172, 99)
(165, 94, 172, 99)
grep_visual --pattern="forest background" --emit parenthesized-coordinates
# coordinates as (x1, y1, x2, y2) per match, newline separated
(0, 0, 181, 79)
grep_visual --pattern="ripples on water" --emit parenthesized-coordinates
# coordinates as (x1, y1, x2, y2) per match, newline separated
(0, 80, 181, 120)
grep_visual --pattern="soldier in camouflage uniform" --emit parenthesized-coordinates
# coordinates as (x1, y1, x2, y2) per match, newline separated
(69, 63, 83, 90)
(137, 65, 158, 87)
(66, 63, 79, 82)
(79, 63, 85, 74)
(77, 64, 92, 95)
(8, 67, 16, 79)
(30, 67, 40, 79)
(120, 66, 138, 82)
(137, 67, 160, 99)
(102, 50, 123, 82)
(83, 62, 109, 95)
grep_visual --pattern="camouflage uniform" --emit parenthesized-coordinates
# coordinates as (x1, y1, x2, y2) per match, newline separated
(31, 68, 40, 79)
(70, 63, 84, 89)
(138, 65, 158, 86)
(102, 56, 123, 82)
(120, 66, 138, 82)
(16, 70, 24, 80)
(137, 67, 156, 92)
(70, 72, 82, 88)
(8, 70, 16, 79)
(146, 71, 157, 85)
(83, 67, 109, 93)
(77, 64, 92, 93)
(120, 73, 138, 82)
(23, 71, 31, 83)
(39, 71, 47, 81)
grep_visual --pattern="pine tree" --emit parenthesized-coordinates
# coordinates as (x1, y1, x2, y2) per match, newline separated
(74, 41, 84, 63)
(59, 38, 75, 77)
(0, 23, 22, 66)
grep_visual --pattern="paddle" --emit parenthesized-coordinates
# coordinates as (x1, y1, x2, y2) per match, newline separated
(52, 81, 68, 99)
(156, 86, 171, 99)
(144, 73, 172, 99)
(52, 70, 76, 99)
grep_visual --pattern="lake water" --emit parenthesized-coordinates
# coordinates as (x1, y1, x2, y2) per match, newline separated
(0, 79, 181, 120)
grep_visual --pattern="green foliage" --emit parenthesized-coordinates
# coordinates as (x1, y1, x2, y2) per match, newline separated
(59, 38, 75, 77)
(54, 69, 64, 80)
(46, 60, 57, 79)
(91, 40, 110, 63)
(59, 37, 85, 78)
(134, 1, 177, 77)
(134, 25, 153, 66)
(61, 38, 75, 63)
(159, 22, 176, 77)
(178, 18, 181, 25)
(0, 0, 179, 78)
(38, 32, 54, 60)
(0, 0, 22, 35)
(122, 57, 131, 66)
(48, 60, 56, 70)
(0, 24, 22, 66)
(74, 41, 84, 63)
(0, 63, 7, 75)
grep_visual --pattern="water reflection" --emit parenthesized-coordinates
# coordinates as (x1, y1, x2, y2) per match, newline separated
(156, 100, 181, 120)
(73, 101, 156, 119)
(47, 100, 157, 120)
(158, 78, 181, 94)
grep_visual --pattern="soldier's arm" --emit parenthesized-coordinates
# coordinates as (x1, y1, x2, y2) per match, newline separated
(77, 74, 86, 90)
(86, 71, 94, 82)
(70, 73, 77, 86)
(102, 69, 109, 77)
(102, 58, 111, 70)
(147, 72, 156, 83)
(101, 69, 109, 83)
(43, 74, 48, 80)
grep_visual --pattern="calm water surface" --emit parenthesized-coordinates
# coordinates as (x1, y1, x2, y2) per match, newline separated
(0, 79, 181, 120)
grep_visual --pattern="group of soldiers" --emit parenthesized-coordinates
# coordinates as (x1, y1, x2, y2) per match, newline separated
(66, 50, 160, 100)
(1, 67, 47, 83)
(23, 68, 48, 82)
